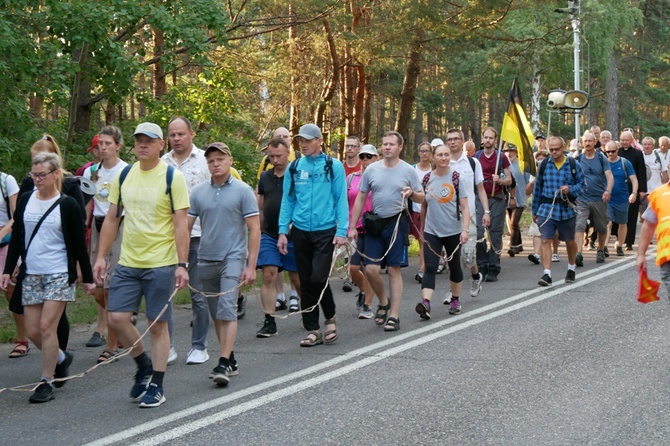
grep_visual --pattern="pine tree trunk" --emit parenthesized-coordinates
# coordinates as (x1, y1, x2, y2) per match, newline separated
(531, 51, 542, 135)
(605, 50, 619, 135)
(153, 28, 167, 98)
(395, 30, 423, 143)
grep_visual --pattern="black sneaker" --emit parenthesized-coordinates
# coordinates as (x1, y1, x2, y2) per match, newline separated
(256, 317, 278, 338)
(485, 271, 498, 282)
(237, 294, 246, 320)
(604, 246, 610, 257)
(130, 366, 153, 401)
(596, 250, 605, 263)
(616, 246, 625, 256)
(210, 359, 230, 386)
(575, 252, 584, 267)
(355, 292, 365, 311)
(342, 279, 353, 292)
(565, 269, 576, 283)
(275, 299, 287, 311)
(625, 244, 633, 251)
(53, 351, 73, 388)
(415, 301, 431, 320)
(139, 383, 166, 408)
(527, 254, 540, 265)
(228, 352, 239, 376)
(29, 380, 55, 403)
(538, 274, 552, 287)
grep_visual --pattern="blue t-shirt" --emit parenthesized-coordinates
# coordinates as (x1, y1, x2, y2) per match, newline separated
(609, 158, 634, 205)
(578, 152, 610, 202)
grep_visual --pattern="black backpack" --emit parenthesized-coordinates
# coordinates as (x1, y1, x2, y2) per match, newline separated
(288, 155, 334, 197)
(115, 164, 175, 218)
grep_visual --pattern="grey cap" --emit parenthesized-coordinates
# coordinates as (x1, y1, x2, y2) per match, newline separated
(133, 122, 163, 140)
(430, 138, 444, 147)
(359, 144, 378, 156)
(296, 124, 322, 140)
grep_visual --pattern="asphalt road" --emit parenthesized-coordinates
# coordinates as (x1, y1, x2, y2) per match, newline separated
(2, 240, 669, 446)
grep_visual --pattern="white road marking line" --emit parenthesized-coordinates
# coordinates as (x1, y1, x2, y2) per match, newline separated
(84, 256, 643, 446)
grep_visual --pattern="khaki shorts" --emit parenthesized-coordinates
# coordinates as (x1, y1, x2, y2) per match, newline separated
(89, 220, 124, 288)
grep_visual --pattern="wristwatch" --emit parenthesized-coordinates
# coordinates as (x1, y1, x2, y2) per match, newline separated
(177, 262, 189, 269)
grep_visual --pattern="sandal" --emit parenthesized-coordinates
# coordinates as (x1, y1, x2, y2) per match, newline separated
(9, 340, 30, 358)
(97, 349, 118, 364)
(374, 302, 391, 326)
(300, 331, 324, 347)
(324, 317, 338, 344)
(384, 317, 400, 332)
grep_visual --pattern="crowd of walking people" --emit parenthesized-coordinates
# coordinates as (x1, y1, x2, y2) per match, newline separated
(1, 119, 667, 408)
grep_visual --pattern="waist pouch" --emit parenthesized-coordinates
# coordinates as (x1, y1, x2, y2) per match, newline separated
(363, 212, 399, 236)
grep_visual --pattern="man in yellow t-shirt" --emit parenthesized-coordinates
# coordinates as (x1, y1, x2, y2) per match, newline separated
(93, 122, 190, 409)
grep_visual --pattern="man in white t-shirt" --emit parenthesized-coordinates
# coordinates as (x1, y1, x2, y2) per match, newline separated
(445, 129, 490, 300)
(657, 136, 670, 171)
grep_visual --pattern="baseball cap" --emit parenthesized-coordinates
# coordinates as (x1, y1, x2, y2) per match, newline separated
(296, 124, 322, 140)
(535, 133, 546, 140)
(359, 144, 378, 156)
(430, 138, 444, 147)
(204, 142, 232, 157)
(87, 134, 100, 152)
(504, 143, 518, 151)
(132, 122, 163, 140)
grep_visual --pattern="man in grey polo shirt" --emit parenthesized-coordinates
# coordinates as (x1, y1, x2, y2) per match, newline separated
(188, 142, 260, 386)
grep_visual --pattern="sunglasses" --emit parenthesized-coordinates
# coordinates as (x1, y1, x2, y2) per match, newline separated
(605, 150, 617, 154)
(359, 153, 376, 160)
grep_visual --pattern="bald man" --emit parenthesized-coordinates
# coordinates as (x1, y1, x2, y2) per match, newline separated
(617, 130, 647, 250)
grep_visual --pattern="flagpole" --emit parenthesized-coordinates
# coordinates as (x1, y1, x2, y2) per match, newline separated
(492, 137, 504, 197)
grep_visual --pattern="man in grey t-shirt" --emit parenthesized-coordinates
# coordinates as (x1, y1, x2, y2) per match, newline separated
(188, 142, 260, 386)
(348, 131, 424, 332)
(574, 131, 613, 266)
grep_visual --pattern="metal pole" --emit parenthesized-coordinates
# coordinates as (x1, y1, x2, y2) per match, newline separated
(571, 1, 581, 140)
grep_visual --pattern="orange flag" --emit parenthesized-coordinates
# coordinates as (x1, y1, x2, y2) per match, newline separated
(638, 269, 661, 304)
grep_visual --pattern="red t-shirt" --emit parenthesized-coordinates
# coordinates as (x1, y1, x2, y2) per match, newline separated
(478, 150, 510, 196)
(344, 160, 362, 177)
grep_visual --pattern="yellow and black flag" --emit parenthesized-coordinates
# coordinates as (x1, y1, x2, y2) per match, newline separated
(501, 77, 536, 175)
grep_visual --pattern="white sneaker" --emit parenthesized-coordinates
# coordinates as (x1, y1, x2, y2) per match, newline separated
(470, 272, 483, 297)
(443, 291, 453, 305)
(552, 254, 560, 263)
(186, 348, 209, 365)
(167, 347, 178, 365)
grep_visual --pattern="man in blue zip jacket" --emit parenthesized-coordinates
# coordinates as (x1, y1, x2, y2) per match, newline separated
(278, 124, 349, 347)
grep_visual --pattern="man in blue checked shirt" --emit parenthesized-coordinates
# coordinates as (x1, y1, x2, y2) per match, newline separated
(532, 136, 585, 287)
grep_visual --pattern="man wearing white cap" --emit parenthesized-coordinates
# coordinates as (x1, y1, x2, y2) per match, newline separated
(94, 122, 191, 408)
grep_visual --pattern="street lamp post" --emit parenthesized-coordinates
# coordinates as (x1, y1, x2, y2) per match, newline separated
(555, 0, 582, 140)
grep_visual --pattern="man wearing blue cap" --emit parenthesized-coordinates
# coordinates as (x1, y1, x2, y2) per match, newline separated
(93, 122, 191, 408)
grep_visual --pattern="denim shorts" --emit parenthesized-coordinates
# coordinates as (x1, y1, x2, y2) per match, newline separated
(22, 273, 75, 306)
(107, 265, 175, 321)
(363, 214, 409, 267)
(537, 215, 576, 242)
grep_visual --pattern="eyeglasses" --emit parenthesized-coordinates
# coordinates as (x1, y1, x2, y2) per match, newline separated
(29, 169, 57, 180)
(446, 137, 462, 142)
(605, 150, 617, 154)
(548, 148, 561, 152)
(419, 150, 431, 154)
(345, 144, 359, 148)
(359, 153, 376, 160)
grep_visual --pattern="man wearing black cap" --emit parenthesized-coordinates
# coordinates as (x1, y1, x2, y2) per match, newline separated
(94, 122, 191, 408)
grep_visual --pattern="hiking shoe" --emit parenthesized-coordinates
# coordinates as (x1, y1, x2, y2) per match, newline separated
(86, 331, 106, 347)
(358, 304, 373, 319)
(139, 383, 165, 408)
(552, 254, 560, 262)
(237, 294, 246, 319)
(228, 352, 239, 376)
(449, 299, 461, 315)
(528, 253, 540, 265)
(53, 351, 73, 388)
(616, 246, 625, 256)
(470, 272, 483, 297)
(565, 270, 576, 283)
(256, 317, 278, 338)
(604, 246, 610, 257)
(167, 347, 178, 365)
(186, 348, 210, 365)
(443, 291, 452, 305)
(485, 271, 498, 282)
(414, 271, 423, 283)
(415, 301, 431, 320)
(288, 297, 300, 313)
(29, 380, 55, 404)
(575, 252, 584, 267)
(210, 361, 230, 386)
(538, 274, 552, 287)
(275, 299, 288, 311)
(355, 292, 365, 311)
(130, 367, 153, 401)
(596, 250, 605, 263)
(342, 279, 353, 292)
